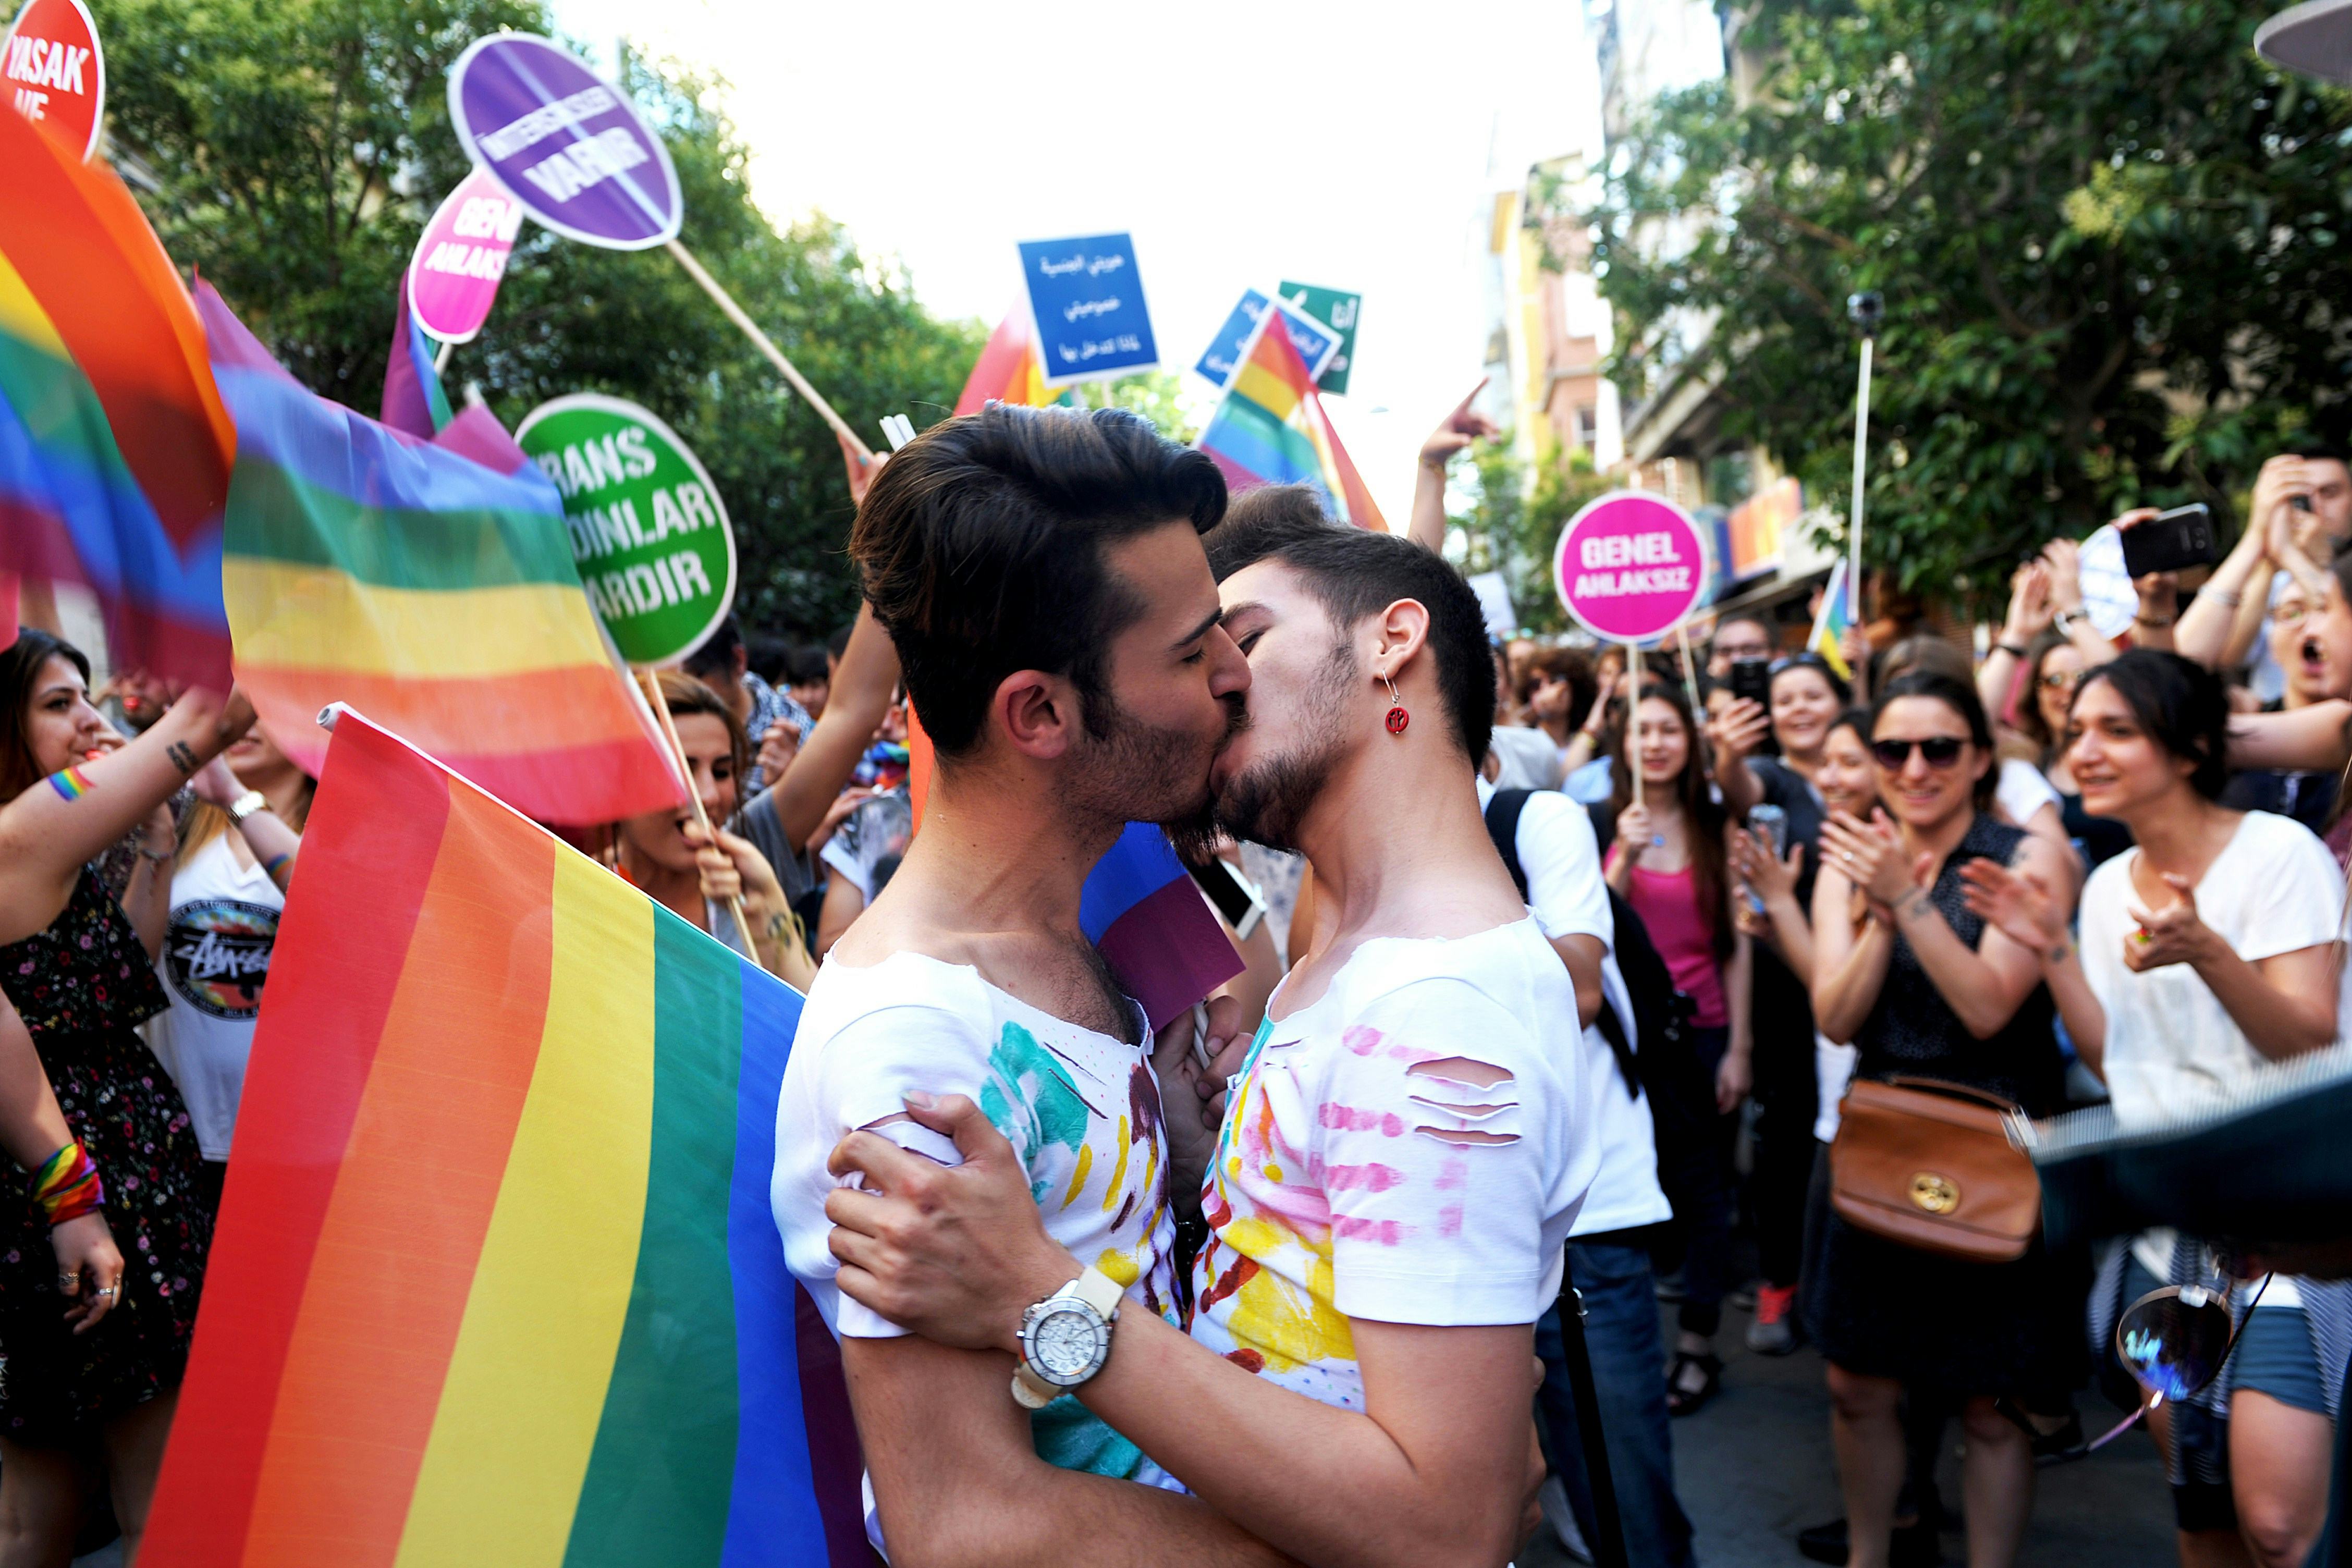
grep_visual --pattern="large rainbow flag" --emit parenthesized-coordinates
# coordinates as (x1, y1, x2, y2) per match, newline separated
(1196, 308, 1386, 531)
(199, 283, 682, 825)
(0, 99, 236, 685)
(143, 708, 866, 1568)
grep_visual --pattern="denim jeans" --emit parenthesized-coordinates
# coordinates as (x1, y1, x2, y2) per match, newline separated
(1536, 1239, 1697, 1568)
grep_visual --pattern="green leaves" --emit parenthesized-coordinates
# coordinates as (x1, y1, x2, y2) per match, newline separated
(99, 0, 981, 637)
(1582, 0, 2352, 609)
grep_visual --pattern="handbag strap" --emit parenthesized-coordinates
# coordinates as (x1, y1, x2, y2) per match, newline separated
(1877, 1074, 2023, 1116)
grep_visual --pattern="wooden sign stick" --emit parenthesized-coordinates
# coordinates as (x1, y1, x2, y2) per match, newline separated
(665, 240, 874, 462)
(638, 666, 757, 957)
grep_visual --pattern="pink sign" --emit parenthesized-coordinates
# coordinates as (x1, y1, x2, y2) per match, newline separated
(405, 167, 525, 345)
(1553, 490, 1711, 642)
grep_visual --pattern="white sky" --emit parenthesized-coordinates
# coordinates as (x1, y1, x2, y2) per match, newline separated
(547, 0, 1604, 525)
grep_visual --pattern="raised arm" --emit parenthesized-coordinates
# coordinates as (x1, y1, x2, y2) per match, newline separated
(0, 686, 251, 946)
(759, 603, 902, 854)
(1979, 561, 2052, 723)
(1406, 381, 1498, 554)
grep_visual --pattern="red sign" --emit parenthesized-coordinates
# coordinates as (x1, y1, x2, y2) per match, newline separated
(2, 0, 103, 163)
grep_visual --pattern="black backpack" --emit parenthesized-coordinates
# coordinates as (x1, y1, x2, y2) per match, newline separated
(1484, 788, 1719, 1226)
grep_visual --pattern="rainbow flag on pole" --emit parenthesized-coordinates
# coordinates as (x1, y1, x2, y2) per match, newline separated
(953, 307, 1061, 415)
(1196, 308, 1386, 531)
(381, 291, 455, 439)
(0, 99, 236, 687)
(143, 708, 866, 1568)
(198, 283, 682, 826)
(1809, 557, 1855, 681)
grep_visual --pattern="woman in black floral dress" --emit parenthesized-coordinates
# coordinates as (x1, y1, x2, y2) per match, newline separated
(0, 630, 252, 1562)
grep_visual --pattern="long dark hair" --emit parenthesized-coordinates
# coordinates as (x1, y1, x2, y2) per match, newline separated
(0, 628, 91, 800)
(1870, 669, 1998, 810)
(2014, 628, 2073, 763)
(1607, 681, 1732, 957)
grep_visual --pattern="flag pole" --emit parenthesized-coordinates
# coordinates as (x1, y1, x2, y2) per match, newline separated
(433, 339, 454, 375)
(665, 240, 875, 462)
(1846, 291, 1881, 631)
(637, 665, 757, 960)
(1626, 642, 1645, 810)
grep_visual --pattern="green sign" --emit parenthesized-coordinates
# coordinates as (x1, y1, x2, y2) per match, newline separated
(514, 393, 736, 666)
(1278, 281, 1361, 396)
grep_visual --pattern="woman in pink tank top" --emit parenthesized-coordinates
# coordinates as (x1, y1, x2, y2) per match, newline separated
(1600, 681, 1751, 1416)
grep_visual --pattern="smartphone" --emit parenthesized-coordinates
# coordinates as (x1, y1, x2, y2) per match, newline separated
(1729, 657, 1772, 710)
(1186, 856, 1267, 941)
(2121, 503, 2217, 577)
(1744, 804, 1787, 914)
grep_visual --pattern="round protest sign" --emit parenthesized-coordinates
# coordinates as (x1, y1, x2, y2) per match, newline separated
(447, 33, 681, 252)
(1553, 490, 1711, 643)
(515, 394, 734, 666)
(407, 167, 525, 344)
(2, 0, 105, 163)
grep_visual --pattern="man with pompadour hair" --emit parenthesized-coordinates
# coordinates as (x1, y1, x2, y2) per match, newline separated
(823, 481, 1599, 1568)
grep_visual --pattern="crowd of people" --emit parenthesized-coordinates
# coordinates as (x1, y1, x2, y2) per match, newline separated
(0, 403, 2346, 1568)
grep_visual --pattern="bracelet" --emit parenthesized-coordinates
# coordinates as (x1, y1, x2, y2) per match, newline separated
(1995, 642, 2028, 659)
(263, 852, 293, 878)
(28, 1141, 103, 1226)
(2134, 614, 2174, 629)
(2205, 588, 2242, 608)
(133, 838, 173, 866)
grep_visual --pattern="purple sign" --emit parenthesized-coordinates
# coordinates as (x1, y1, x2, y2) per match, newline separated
(446, 33, 680, 252)
(1553, 491, 1711, 643)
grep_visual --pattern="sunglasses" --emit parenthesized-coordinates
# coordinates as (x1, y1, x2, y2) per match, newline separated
(2038, 670, 2081, 691)
(2006, 1275, 2271, 1467)
(1870, 736, 1967, 769)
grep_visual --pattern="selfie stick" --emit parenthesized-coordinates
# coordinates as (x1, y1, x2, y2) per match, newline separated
(1847, 292, 1882, 630)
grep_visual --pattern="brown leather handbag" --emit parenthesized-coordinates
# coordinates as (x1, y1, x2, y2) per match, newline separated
(1830, 1076, 2041, 1264)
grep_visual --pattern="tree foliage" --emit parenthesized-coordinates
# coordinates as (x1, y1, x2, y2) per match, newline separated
(1583, 0, 2352, 604)
(99, 0, 983, 636)
(1448, 439, 1611, 633)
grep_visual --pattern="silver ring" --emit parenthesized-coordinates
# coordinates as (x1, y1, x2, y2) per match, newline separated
(95, 1285, 116, 1298)
(55, 1275, 77, 1291)
(1842, 850, 1856, 864)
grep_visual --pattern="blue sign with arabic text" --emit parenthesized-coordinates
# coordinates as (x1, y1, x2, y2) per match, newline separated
(1194, 289, 1342, 389)
(1019, 232, 1159, 386)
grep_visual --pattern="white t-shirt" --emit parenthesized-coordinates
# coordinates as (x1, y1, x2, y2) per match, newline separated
(146, 834, 283, 1160)
(1478, 778, 1670, 1235)
(1189, 918, 1595, 1412)
(773, 951, 1182, 1501)
(1996, 758, 2062, 831)
(2082, 811, 2346, 1128)
(1487, 725, 1563, 791)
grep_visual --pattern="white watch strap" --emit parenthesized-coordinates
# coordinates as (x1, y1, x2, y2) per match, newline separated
(1009, 1267, 1125, 1410)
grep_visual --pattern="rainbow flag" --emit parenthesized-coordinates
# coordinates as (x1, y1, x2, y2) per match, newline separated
(143, 708, 867, 1568)
(1196, 309, 1386, 531)
(906, 714, 1241, 1032)
(0, 100, 236, 686)
(381, 291, 455, 439)
(1809, 557, 1854, 681)
(198, 283, 683, 826)
(953, 307, 1062, 415)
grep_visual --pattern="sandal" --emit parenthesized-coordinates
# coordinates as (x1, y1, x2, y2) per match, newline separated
(1994, 1397, 2088, 1466)
(1665, 1350, 1722, 1417)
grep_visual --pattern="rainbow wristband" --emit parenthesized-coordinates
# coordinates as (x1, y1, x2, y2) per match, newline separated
(29, 1141, 103, 1226)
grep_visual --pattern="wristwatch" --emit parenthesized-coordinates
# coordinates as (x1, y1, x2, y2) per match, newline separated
(226, 789, 269, 824)
(1011, 1265, 1123, 1410)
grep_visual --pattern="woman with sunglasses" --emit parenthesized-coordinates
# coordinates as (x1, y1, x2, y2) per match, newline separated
(1961, 650, 2347, 1568)
(1807, 669, 2077, 1568)
(1601, 681, 1751, 1416)
(1722, 653, 1849, 1357)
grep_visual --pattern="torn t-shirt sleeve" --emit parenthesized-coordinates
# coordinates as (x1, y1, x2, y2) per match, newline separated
(1313, 979, 1558, 1327)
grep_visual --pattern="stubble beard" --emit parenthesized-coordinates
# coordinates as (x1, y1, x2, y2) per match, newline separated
(1189, 641, 1357, 856)
(1069, 688, 1247, 852)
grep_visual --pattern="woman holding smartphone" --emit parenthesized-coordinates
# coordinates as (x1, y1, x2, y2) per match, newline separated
(1601, 682, 1751, 1414)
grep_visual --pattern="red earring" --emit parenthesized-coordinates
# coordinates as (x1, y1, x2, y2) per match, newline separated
(1382, 674, 1409, 736)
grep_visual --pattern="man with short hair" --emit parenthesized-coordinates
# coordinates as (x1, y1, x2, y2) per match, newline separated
(1706, 611, 1775, 680)
(816, 486, 1596, 1568)
(683, 612, 813, 793)
(771, 405, 1284, 1564)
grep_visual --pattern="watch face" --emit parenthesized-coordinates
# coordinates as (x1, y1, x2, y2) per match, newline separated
(1028, 1305, 1104, 1382)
